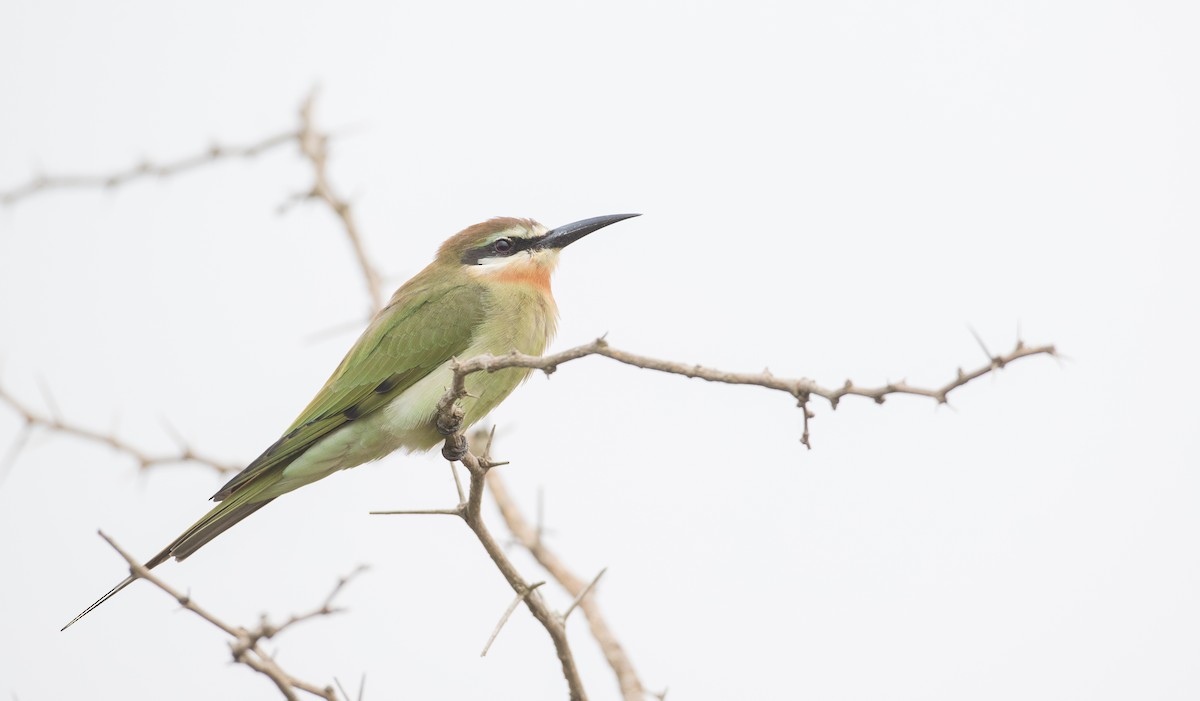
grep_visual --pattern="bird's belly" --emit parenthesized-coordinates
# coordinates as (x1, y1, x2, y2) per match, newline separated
(377, 346, 540, 450)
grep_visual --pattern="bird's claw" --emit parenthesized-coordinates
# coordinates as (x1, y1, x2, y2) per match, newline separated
(441, 434, 468, 462)
(436, 405, 465, 437)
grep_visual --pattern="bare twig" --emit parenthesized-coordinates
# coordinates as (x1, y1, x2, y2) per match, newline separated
(292, 90, 383, 311)
(98, 531, 348, 701)
(443, 336, 1057, 448)
(251, 565, 368, 641)
(0, 88, 383, 311)
(0, 132, 298, 206)
(0, 383, 237, 474)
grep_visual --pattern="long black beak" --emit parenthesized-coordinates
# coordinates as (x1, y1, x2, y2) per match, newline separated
(539, 213, 641, 250)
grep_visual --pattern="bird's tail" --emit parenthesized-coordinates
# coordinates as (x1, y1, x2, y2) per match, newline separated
(60, 547, 171, 631)
(61, 489, 275, 631)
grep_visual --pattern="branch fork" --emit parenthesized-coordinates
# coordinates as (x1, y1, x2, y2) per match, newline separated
(372, 397, 591, 700)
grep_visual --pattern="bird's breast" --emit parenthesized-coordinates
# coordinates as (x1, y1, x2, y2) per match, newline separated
(379, 283, 557, 451)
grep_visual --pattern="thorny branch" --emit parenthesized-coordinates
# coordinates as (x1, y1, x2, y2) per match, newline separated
(0, 132, 298, 206)
(252, 564, 369, 640)
(0, 382, 237, 474)
(98, 531, 362, 701)
(0, 90, 383, 311)
(473, 426, 647, 701)
(487, 468, 647, 700)
(372, 412, 591, 701)
(291, 90, 384, 311)
(445, 336, 1057, 448)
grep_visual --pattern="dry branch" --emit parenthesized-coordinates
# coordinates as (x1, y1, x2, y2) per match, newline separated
(291, 90, 384, 311)
(468, 424, 649, 700)
(98, 531, 361, 701)
(444, 336, 1056, 448)
(373, 411, 590, 701)
(487, 471, 648, 700)
(0, 382, 236, 474)
(0, 89, 383, 311)
(0, 132, 297, 206)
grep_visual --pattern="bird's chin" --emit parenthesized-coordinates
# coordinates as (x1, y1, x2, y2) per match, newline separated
(469, 251, 558, 291)
(470, 249, 559, 274)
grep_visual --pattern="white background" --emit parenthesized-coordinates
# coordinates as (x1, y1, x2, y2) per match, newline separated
(2, 1, 1198, 699)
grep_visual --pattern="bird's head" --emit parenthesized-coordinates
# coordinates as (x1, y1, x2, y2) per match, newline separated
(437, 214, 640, 291)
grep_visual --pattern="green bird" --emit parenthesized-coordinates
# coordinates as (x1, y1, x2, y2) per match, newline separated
(63, 213, 639, 630)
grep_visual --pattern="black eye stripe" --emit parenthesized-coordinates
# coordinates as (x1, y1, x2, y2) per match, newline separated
(460, 235, 541, 265)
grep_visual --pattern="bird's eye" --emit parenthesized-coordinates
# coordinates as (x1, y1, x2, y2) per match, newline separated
(494, 238, 514, 254)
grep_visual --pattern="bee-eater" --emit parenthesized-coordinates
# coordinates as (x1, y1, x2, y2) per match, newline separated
(63, 212, 640, 630)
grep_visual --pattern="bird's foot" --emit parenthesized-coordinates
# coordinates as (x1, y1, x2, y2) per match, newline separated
(437, 404, 465, 437)
(441, 434, 468, 462)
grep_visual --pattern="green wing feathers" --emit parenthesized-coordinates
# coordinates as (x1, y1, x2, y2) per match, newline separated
(212, 280, 485, 501)
(64, 275, 486, 630)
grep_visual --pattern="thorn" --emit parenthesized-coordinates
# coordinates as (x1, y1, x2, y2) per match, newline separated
(562, 567, 607, 622)
(480, 581, 545, 657)
(0, 423, 33, 482)
(334, 678, 352, 701)
(35, 374, 62, 424)
(160, 416, 188, 449)
(968, 325, 994, 362)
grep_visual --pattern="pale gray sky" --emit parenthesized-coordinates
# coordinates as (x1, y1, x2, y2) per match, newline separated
(1, 1, 1198, 699)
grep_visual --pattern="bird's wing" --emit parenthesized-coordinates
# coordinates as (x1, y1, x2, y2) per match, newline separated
(211, 281, 485, 501)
